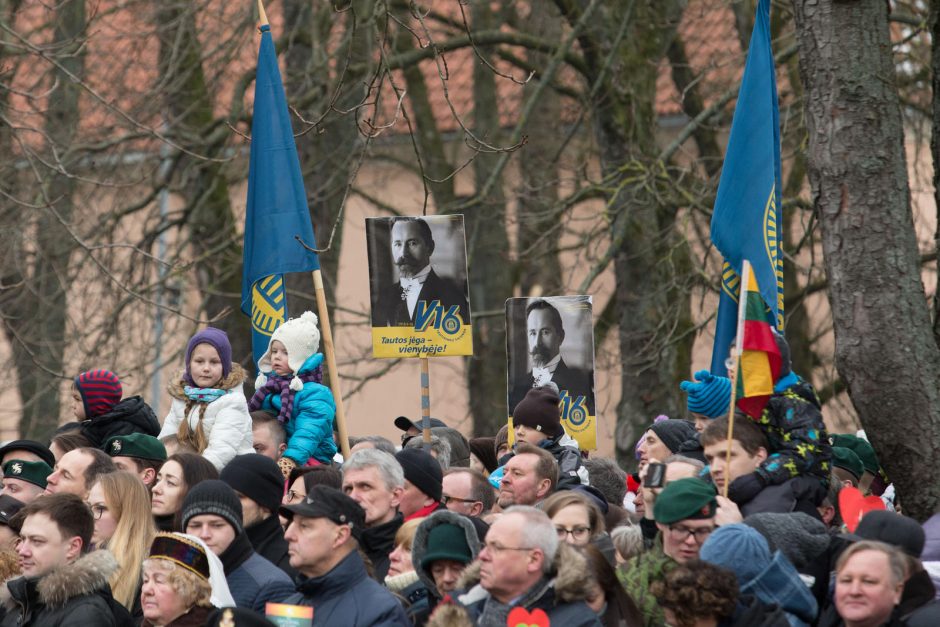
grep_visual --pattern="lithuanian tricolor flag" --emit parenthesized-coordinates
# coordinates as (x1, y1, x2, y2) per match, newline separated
(735, 268, 782, 418)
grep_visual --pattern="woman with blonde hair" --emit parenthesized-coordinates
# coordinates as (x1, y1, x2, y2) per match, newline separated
(543, 490, 606, 547)
(385, 518, 429, 624)
(88, 470, 156, 615)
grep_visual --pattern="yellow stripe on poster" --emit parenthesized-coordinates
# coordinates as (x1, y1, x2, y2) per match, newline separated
(371, 325, 473, 359)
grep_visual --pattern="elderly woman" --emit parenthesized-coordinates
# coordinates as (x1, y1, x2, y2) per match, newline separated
(140, 533, 234, 627)
(834, 541, 906, 627)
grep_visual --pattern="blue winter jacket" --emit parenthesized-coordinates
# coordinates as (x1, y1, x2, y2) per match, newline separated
(742, 551, 818, 627)
(282, 550, 410, 627)
(227, 552, 294, 613)
(259, 353, 337, 464)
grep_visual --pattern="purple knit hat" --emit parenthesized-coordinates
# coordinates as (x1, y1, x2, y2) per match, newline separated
(184, 327, 232, 386)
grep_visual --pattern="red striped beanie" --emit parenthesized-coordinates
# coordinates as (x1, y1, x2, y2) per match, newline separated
(74, 370, 123, 418)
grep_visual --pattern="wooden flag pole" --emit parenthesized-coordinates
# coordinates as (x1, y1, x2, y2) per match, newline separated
(257, 0, 268, 26)
(312, 270, 351, 459)
(722, 259, 752, 499)
(420, 357, 431, 445)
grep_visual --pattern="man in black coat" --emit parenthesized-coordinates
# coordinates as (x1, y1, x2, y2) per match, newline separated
(509, 299, 594, 415)
(0, 493, 132, 627)
(220, 454, 297, 578)
(371, 217, 469, 328)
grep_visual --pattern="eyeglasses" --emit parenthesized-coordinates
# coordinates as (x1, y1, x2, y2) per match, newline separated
(667, 524, 714, 543)
(482, 541, 534, 555)
(441, 495, 480, 506)
(285, 490, 304, 504)
(555, 525, 591, 541)
(90, 504, 108, 521)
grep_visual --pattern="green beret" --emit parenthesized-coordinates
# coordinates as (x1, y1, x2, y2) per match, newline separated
(105, 433, 167, 462)
(830, 434, 879, 476)
(831, 446, 864, 480)
(653, 478, 718, 525)
(3, 459, 53, 489)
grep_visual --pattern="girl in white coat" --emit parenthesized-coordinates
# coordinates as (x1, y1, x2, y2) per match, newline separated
(159, 327, 254, 470)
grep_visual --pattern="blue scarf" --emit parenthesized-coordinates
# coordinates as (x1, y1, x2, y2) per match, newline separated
(183, 386, 228, 404)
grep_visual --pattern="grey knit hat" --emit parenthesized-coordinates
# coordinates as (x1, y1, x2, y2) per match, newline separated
(181, 479, 244, 534)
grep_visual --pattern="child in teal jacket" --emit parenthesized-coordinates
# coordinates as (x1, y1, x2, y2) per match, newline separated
(248, 311, 337, 476)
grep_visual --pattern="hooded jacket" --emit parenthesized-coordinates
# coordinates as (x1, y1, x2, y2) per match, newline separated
(79, 396, 160, 449)
(282, 549, 409, 626)
(539, 434, 589, 489)
(427, 542, 601, 627)
(411, 510, 481, 618)
(740, 551, 818, 627)
(0, 550, 133, 627)
(256, 353, 337, 464)
(160, 363, 255, 470)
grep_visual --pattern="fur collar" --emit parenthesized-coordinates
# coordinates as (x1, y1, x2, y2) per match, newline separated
(453, 541, 592, 603)
(1, 550, 118, 610)
(168, 363, 246, 400)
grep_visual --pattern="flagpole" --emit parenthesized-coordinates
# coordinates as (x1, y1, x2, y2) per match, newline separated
(312, 270, 351, 459)
(420, 357, 432, 444)
(723, 259, 752, 499)
(257, 0, 268, 26)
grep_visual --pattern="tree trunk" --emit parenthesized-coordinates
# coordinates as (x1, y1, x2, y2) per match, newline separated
(155, 2, 248, 364)
(793, 0, 940, 521)
(0, 0, 85, 438)
(516, 0, 563, 297)
(571, 0, 689, 466)
(931, 0, 940, 344)
(466, 0, 512, 436)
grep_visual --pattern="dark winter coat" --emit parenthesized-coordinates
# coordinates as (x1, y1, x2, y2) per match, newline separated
(140, 605, 213, 627)
(538, 436, 587, 489)
(0, 550, 133, 627)
(740, 476, 827, 520)
(720, 594, 791, 627)
(753, 376, 831, 497)
(428, 542, 602, 627)
(245, 515, 297, 579)
(282, 549, 410, 626)
(219, 534, 293, 613)
(79, 395, 160, 448)
(361, 513, 403, 581)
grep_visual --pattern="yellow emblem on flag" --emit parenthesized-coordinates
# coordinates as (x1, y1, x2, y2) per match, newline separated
(251, 275, 286, 335)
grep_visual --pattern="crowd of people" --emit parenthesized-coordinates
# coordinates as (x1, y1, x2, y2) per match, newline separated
(0, 316, 937, 626)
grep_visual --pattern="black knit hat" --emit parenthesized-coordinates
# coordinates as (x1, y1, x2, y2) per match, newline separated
(468, 437, 498, 474)
(512, 387, 563, 438)
(854, 510, 925, 557)
(182, 480, 243, 534)
(649, 419, 698, 454)
(219, 454, 284, 513)
(395, 448, 443, 502)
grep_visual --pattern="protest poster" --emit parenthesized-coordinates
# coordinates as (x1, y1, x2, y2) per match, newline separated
(506, 295, 597, 450)
(366, 215, 473, 358)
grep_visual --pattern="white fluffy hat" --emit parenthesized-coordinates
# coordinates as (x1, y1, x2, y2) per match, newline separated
(256, 311, 321, 390)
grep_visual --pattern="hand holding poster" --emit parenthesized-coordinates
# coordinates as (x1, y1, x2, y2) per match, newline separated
(366, 215, 473, 358)
(506, 296, 597, 450)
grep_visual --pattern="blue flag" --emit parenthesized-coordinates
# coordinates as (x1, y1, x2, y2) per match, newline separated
(709, 0, 783, 375)
(241, 24, 320, 367)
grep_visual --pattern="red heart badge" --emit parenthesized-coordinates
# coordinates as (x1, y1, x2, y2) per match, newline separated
(507, 607, 550, 627)
(839, 485, 886, 532)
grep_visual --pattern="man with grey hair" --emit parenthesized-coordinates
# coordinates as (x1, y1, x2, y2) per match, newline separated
(429, 506, 601, 626)
(403, 434, 452, 470)
(348, 435, 397, 457)
(342, 448, 404, 580)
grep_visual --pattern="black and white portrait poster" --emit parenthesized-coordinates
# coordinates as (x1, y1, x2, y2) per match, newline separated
(366, 215, 473, 358)
(506, 295, 596, 450)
